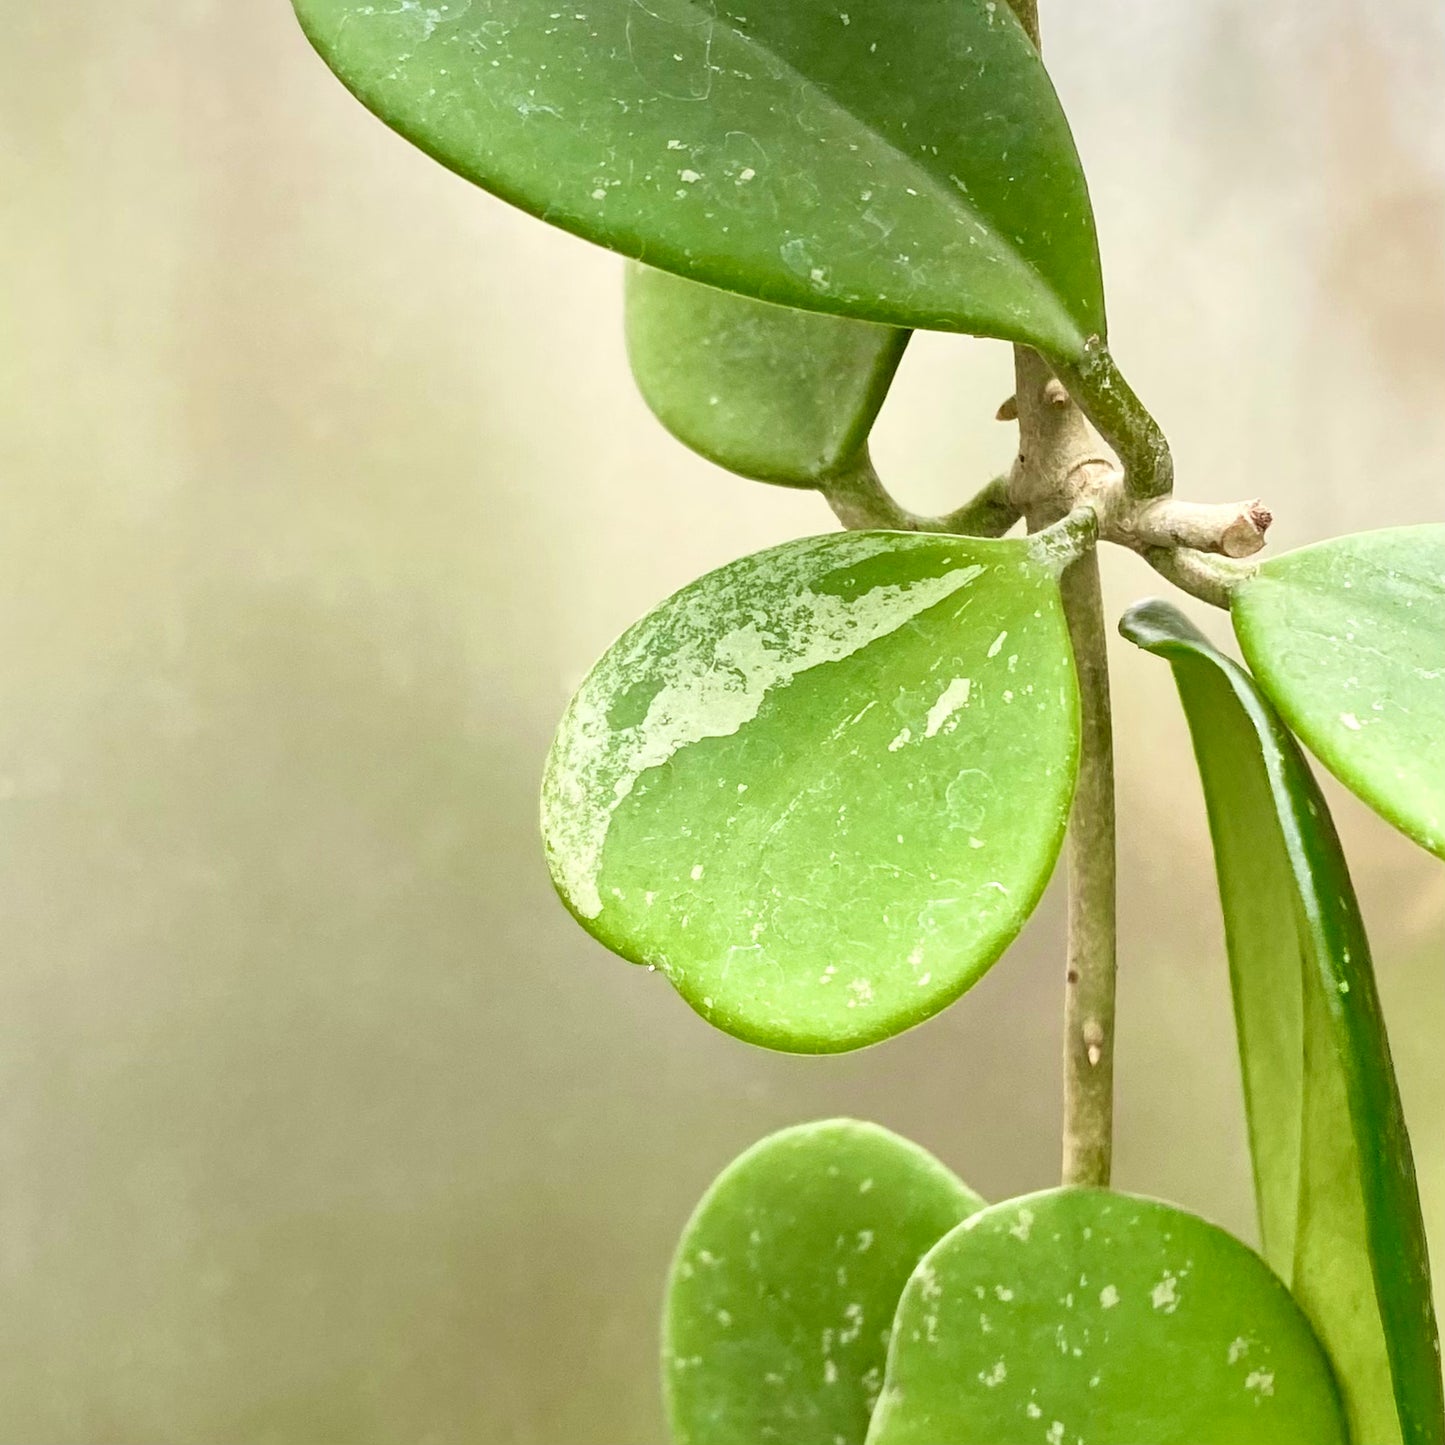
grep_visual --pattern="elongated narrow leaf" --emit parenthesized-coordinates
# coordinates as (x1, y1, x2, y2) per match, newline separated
(1232, 525, 1445, 859)
(292, 0, 1105, 356)
(868, 1189, 1348, 1445)
(1122, 599, 1443, 1445)
(664, 1119, 984, 1445)
(626, 265, 908, 487)
(542, 531, 1080, 1053)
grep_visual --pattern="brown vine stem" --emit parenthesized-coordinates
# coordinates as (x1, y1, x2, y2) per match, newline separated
(1008, 0, 1117, 1190)
(1011, 351, 1118, 1190)
(1055, 547, 1117, 1189)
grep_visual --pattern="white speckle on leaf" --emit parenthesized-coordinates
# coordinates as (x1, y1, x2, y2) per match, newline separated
(1099, 1284, 1119, 1309)
(1151, 1274, 1179, 1313)
(924, 677, 972, 738)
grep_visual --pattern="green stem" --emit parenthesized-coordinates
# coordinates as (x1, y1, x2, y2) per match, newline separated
(939, 475, 1021, 537)
(1143, 546, 1255, 610)
(823, 458, 1019, 537)
(1057, 339, 1174, 501)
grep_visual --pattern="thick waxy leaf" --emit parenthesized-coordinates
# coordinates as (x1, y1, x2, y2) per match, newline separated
(868, 1188, 1348, 1445)
(292, 0, 1105, 356)
(626, 265, 908, 487)
(1123, 599, 1443, 1445)
(1231, 525, 1445, 859)
(664, 1119, 984, 1445)
(542, 530, 1080, 1052)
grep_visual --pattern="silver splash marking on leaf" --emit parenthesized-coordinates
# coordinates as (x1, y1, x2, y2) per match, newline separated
(543, 534, 986, 917)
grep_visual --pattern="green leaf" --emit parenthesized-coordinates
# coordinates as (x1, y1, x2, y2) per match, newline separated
(626, 265, 908, 488)
(664, 1119, 984, 1445)
(541, 530, 1080, 1053)
(1231, 525, 1445, 859)
(291, 0, 1105, 356)
(1122, 599, 1444, 1445)
(868, 1188, 1349, 1445)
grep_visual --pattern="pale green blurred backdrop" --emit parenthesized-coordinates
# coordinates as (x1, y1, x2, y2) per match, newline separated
(1, 2, 1443, 1441)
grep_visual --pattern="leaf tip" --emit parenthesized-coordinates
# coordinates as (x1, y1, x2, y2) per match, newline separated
(1118, 596, 1201, 653)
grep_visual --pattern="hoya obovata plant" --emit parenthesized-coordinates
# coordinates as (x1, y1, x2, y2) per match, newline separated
(289, 1, 1445, 1440)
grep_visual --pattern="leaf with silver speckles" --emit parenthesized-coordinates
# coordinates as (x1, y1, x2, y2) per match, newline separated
(664, 1119, 984, 1445)
(869, 1189, 1348, 1445)
(1123, 599, 1443, 1445)
(1232, 525, 1445, 859)
(292, 0, 1104, 355)
(626, 264, 908, 488)
(541, 530, 1079, 1053)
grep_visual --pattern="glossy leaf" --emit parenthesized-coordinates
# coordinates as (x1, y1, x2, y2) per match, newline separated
(868, 1188, 1349, 1445)
(626, 265, 908, 487)
(542, 530, 1080, 1052)
(1231, 525, 1445, 859)
(292, 0, 1105, 356)
(664, 1119, 984, 1445)
(1123, 599, 1443, 1445)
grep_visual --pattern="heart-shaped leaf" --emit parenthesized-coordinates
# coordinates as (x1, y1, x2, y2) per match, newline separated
(868, 1188, 1349, 1445)
(1123, 599, 1443, 1445)
(664, 1119, 984, 1445)
(626, 265, 908, 488)
(541, 530, 1080, 1052)
(292, 0, 1104, 356)
(1231, 525, 1445, 860)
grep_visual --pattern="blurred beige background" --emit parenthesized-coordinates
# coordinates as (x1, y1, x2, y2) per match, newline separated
(1, 1, 1443, 1440)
